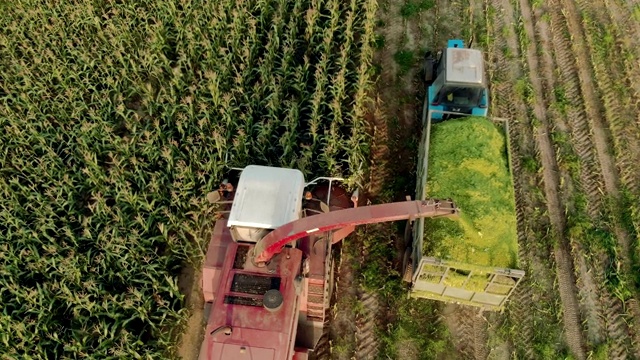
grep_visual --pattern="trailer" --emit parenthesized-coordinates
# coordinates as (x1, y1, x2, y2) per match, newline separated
(403, 112, 525, 311)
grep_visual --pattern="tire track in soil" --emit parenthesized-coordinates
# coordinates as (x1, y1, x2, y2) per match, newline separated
(329, 245, 358, 360)
(366, 97, 391, 198)
(441, 304, 478, 359)
(176, 263, 206, 360)
(577, 1, 640, 195)
(569, 0, 640, 356)
(603, 0, 640, 109)
(546, 0, 638, 357)
(491, 0, 587, 358)
(519, 0, 608, 350)
(484, 0, 549, 357)
(312, 324, 330, 360)
(354, 289, 380, 360)
(312, 248, 341, 360)
(473, 311, 489, 360)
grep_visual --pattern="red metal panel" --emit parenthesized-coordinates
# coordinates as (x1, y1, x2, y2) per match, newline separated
(293, 349, 309, 360)
(253, 199, 457, 263)
(331, 225, 355, 245)
(202, 220, 234, 303)
(200, 246, 303, 360)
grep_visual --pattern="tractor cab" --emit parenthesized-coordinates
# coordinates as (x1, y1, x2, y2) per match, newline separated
(424, 39, 489, 120)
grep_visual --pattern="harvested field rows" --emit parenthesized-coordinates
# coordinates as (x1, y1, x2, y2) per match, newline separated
(473, 0, 640, 357)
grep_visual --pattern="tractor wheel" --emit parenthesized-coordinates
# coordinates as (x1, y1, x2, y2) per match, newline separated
(423, 51, 435, 83)
(402, 247, 413, 283)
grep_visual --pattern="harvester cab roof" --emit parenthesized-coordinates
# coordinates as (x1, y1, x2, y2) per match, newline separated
(227, 165, 305, 243)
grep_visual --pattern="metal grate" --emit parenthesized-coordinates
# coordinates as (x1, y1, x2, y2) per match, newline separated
(224, 295, 263, 307)
(230, 273, 281, 295)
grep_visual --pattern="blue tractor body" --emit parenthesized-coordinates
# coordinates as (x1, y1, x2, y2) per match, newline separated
(424, 39, 489, 121)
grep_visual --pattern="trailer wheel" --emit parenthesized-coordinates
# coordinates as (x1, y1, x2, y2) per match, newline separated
(402, 247, 413, 283)
(403, 220, 413, 248)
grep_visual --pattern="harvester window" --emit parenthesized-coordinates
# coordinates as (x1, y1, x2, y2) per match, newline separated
(437, 86, 483, 107)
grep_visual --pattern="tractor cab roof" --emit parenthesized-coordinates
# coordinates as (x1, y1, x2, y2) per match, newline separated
(444, 47, 486, 87)
(228, 165, 305, 230)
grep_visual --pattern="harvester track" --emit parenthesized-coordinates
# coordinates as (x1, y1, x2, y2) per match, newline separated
(354, 289, 380, 360)
(504, 105, 540, 360)
(441, 304, 478, 359)
(522, 0, 610, 350)
(577, 0, 640, 195)
(570, 0, 640, 354)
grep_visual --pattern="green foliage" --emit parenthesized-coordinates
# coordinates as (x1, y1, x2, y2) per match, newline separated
(400, 0, 435, 17)
(589, 343, 609, 360)
(515, 77, 534, 103)
(634, 5, 640, 23)
(567, 203, 634, 301)
(393, 50, 415, 75)
(374, 34, 386, 49)
(0, 0, 377, 356)
(553, 85, 569, 115)
(616, 190, 640, 291)
(378, 288, 450, 359)
(423, 118, 518, 268)
(522, 155, 541, 173)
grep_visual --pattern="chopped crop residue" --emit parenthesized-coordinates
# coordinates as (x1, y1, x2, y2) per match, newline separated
(423, 117, 518, 268)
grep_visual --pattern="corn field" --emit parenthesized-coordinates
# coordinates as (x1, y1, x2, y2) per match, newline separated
(0, 0, 376, 357)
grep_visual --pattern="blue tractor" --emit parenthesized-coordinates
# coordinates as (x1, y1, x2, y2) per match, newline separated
(423, 39, 489, 121)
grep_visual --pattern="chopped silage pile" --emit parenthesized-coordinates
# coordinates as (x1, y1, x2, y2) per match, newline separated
(423, 117, 518, 269)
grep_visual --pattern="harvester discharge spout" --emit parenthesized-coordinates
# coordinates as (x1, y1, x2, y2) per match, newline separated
(251, 199, 459, 265)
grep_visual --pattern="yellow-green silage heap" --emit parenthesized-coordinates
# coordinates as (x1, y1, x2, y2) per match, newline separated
(423, 117, 518, 270)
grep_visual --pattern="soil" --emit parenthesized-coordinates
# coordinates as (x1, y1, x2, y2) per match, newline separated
(329, 245, 358, 360)
(176, 262, 206, 360)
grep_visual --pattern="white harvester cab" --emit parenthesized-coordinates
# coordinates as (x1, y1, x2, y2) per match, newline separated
(227, 165, 305, 243)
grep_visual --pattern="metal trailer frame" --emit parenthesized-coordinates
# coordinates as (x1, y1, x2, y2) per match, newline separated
(410, 106, 525, 311)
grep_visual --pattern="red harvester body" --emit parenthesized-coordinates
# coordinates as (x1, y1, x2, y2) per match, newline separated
(199, 165, 457, 360)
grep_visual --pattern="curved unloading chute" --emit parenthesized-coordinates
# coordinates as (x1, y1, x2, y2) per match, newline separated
(252, 199, 458, 264)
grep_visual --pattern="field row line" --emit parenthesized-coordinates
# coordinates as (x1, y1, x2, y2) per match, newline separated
(513, 0, 615, 352)
(509, 0, 595, 358)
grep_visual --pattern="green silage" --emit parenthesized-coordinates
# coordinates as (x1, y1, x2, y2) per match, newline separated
(423, 117, 518, 269)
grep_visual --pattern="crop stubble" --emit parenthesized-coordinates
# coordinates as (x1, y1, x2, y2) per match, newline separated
(485, 0, 591, 358)
(484, 0, 640, 357)
(548, 0, 640, 356)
